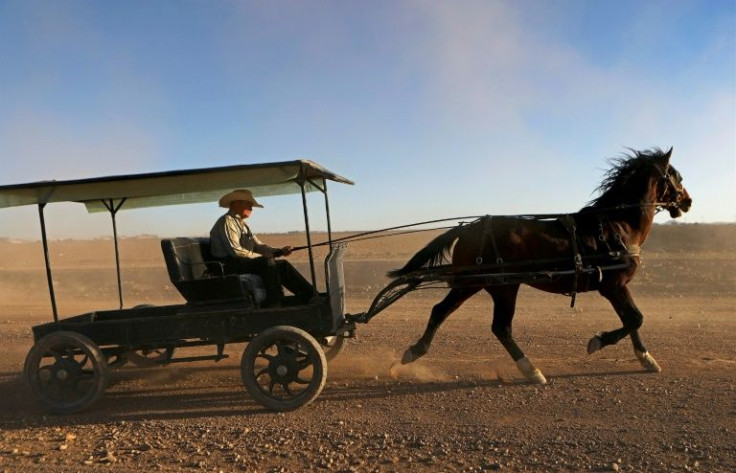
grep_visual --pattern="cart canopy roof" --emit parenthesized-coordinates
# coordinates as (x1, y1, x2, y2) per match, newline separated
(0, 160, 353, 213)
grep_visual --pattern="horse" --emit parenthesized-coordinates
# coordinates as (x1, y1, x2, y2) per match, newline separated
(388, 147, 692, 383)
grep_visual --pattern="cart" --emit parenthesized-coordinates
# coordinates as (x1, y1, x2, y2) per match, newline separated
(0, 160, 355, 413)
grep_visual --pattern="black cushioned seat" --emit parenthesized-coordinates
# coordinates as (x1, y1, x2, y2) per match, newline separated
(161, 237, 262, 306)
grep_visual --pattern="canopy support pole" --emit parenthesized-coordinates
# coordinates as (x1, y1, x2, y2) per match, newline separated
(298, 176, 333, 294)
(102, 198, 127, 309)
(304, 176, 332, 243)
(300, 183, 318, 290)
(321, 179, 334, 295)
(321, 179, 333, 245)
(38, 203, 59, 322)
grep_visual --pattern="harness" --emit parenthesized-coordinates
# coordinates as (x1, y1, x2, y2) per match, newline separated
(559, 212, 649, 307)
(467, 213, 637, 308)
(653, 163, 685, 214)
(476, 215, 504, 269)
(461, 166, 681, 305)
(559, 215, 585, 308)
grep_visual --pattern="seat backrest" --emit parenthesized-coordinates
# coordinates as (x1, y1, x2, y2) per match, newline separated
(161, 238, 209, 283)
(161, 237, 265, 306)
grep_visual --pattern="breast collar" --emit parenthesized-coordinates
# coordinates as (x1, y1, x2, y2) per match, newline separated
(595, 215, 641, 259)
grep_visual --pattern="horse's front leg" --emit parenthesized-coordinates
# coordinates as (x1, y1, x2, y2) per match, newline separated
(401, 287, 478, 364)
(589, 285, 661, 372)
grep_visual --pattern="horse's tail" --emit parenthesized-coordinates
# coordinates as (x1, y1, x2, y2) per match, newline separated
(387, 224, 468, 278)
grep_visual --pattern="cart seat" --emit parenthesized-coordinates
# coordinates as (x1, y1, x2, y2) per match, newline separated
(161, 237, 266, 306)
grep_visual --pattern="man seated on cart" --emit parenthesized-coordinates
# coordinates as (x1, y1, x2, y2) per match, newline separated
(210, 189, 315, 307)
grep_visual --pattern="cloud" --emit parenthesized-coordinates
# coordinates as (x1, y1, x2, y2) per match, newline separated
(415, 3, 599, 127)
(394, 2, 734, 220)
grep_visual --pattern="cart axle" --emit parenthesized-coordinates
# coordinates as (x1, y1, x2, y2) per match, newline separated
(157, 354, 229, 365)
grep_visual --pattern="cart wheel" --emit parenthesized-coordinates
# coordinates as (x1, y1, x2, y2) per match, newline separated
(319, 334, 348, 362)
(105, 351, 128, 369)
(23, 331, 110, 414)
(126, 348, 171, 367)
(241, 326, 327, 411)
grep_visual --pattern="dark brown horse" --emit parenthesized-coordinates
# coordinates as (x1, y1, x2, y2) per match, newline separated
(389, 147, 691, 383)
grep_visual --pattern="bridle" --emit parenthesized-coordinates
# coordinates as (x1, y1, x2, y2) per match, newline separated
(652, 164, 685, 214)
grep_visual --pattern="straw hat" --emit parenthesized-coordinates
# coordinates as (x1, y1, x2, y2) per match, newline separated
(218, 189, 263, 208)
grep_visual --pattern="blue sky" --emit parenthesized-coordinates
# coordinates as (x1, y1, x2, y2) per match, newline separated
(0, 0, 734, 240)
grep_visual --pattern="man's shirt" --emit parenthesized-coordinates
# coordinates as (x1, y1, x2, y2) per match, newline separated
(209, 213, 272, 259)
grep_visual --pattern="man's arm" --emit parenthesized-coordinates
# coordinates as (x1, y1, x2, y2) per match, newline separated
(224, 217, 262, 259)
(253, 234, 292, 258)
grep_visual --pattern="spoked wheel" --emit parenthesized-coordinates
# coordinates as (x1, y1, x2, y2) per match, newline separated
(105, 351, 128, 369)
(24, 331, 110, 414)
(241, 326, 327, 411)
(319, 334, 348, 362)
(126, 347, 171, 367)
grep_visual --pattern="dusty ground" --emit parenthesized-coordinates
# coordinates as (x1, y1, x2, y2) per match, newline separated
(0, 224, 734, 472)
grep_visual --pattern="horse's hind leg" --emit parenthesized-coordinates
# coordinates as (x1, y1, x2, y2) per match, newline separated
(487, 285, 547, 384)
(401, 287, 478, 364)
(589, 285, 661, 373)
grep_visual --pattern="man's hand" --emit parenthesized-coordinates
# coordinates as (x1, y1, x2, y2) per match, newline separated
(271, 246, 293, 258)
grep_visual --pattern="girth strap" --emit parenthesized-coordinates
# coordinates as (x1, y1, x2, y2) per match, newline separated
(477, 215, 504, 271)
(559, 214, 583, 308)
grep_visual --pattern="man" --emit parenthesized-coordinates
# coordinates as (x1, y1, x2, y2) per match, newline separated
(209, 189, 315, 307)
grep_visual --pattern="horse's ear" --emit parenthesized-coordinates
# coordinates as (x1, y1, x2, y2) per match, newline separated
(663, 147, 673, 165)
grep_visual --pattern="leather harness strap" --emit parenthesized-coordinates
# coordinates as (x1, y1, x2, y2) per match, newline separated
(489, 217, 504, 268)
(475, 216, 487, 265)
(559, 214, 583, 308)
(477, 215, 504, 271)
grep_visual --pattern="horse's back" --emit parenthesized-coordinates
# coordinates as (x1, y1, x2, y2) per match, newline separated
(452, 216, 572, 267)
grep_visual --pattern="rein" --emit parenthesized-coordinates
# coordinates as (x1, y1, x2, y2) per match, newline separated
(290, 199, 680, 253)
(290, 169, 681, 254)
(290, 216, 483, 251)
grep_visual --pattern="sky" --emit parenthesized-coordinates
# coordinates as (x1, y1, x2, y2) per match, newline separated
(0, 0, 734, 241)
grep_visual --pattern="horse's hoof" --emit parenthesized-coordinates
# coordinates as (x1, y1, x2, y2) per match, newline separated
(587, 335, 602, 354)
(515, 357, 547, 384)
(528, 369, 548, 385)
(401, 344, 427, 365)
(401, 349, 416, 365)
(636, 351, 662, 373)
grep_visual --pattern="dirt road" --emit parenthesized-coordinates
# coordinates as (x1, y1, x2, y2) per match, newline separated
(0, 227, 734, 472)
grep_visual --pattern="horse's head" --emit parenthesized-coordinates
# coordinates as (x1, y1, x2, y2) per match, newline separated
(656, 148, 692, 218)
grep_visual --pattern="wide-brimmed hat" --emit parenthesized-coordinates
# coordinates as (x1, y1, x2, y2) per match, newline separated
(218, 189, 264, 208)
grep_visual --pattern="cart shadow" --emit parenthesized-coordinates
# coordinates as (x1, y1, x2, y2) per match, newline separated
(0, 366, 653, 430)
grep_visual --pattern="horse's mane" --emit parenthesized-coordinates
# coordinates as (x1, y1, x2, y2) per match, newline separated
(587, 148, 666, 209)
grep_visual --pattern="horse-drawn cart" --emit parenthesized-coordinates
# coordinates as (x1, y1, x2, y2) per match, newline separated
(0, 160, 355, 413)
(0, 148, 692, 413)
